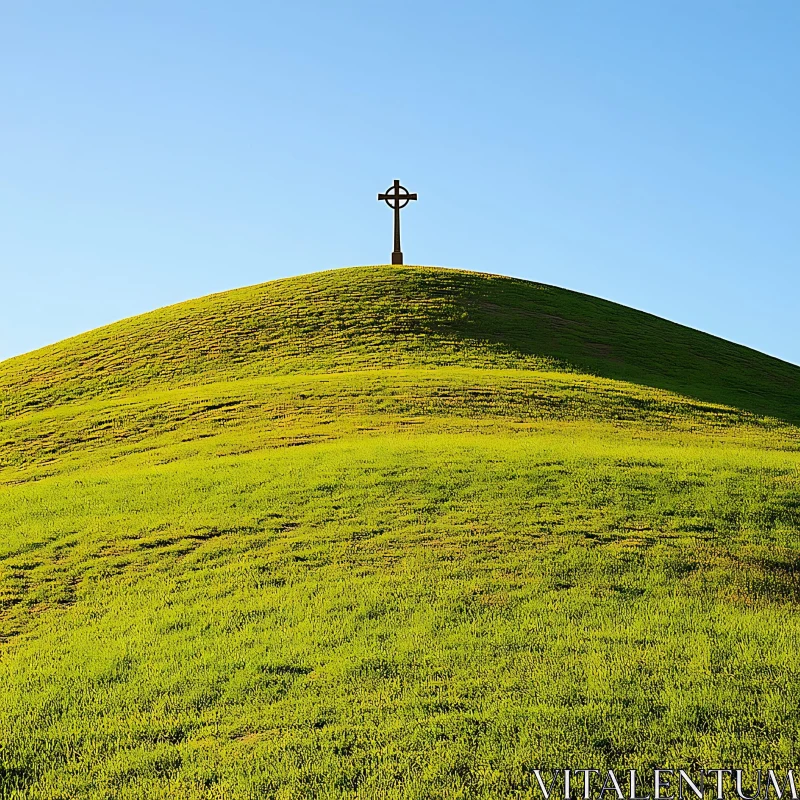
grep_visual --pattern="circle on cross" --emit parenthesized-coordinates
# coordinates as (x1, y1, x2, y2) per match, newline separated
(380, 181, 414, 209)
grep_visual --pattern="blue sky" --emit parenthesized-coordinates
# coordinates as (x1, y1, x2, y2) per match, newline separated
(2, 1, 798, 365)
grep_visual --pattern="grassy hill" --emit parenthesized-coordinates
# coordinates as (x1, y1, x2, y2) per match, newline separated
(3, 265, 800, 422)
(1, 265, 800, 799)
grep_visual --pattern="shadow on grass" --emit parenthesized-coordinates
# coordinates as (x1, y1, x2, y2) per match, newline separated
(456, 271, 800, 427)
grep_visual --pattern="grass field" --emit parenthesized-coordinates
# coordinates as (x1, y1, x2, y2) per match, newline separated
(1, 265, 800, 799)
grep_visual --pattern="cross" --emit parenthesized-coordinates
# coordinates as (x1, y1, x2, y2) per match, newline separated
(378, 179, 417, 265)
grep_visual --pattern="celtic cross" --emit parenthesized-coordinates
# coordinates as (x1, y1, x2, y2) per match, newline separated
(378, 179, 417, 265)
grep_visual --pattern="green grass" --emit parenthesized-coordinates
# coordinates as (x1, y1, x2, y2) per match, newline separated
(1, 265, 800, 798)
(3, 265, 799, 422)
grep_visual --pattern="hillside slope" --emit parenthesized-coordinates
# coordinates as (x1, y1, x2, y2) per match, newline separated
(2, 265, 799, 423)
(1, 266, 800, 799)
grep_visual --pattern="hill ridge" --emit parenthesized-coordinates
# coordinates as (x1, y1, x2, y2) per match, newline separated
(2, 264, 799, 425)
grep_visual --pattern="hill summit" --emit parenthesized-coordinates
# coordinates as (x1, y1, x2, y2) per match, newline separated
(2, 265, 799, 423)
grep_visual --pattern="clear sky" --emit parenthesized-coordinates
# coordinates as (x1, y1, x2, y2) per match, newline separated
(2, 1, 798, 365)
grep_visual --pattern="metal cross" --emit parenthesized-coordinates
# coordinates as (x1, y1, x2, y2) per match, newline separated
(378, 179, 417, 264)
